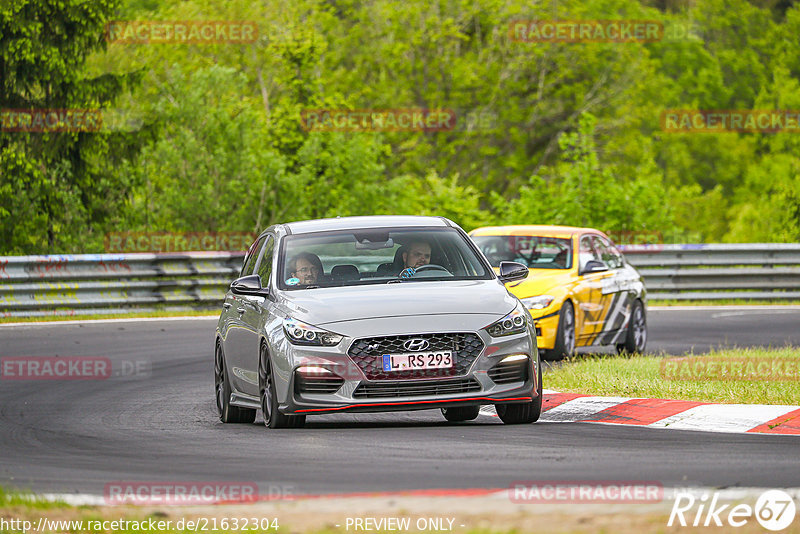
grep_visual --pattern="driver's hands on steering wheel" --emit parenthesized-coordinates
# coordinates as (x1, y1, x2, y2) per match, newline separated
(398, 264, 450, 279)
(414, 263, 450, 273)
(399, 267, 416, 279)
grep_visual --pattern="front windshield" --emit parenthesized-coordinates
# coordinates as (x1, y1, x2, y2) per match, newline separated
(472, 235, 573, 270)
(278, 227, 492, 290)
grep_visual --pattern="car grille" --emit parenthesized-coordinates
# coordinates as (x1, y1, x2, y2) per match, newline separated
(487, 358, 528, 384)
(348, 332, 484, 380)
(353, 377, 482, 399)
(294, 373, 345, 395)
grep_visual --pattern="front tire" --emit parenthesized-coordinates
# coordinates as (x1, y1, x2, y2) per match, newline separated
(496, 359, 542, 424)
(544, 301, 576, 361)
(617, 299, 647, 354)
(441, 405, 480, 422)
(259, 345, 305, 429)
(215, 343, 256, 424)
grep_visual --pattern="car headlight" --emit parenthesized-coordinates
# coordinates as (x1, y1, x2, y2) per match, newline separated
(485, 302, 530, 337)
(520, 295, 555, 310)
(282, 317, 343, 346)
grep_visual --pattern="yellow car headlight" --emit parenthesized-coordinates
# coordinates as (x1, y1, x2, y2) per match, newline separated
(520, 295, 555, 310)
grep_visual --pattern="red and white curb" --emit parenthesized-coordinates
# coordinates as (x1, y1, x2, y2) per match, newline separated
(479, 390, 800, 435)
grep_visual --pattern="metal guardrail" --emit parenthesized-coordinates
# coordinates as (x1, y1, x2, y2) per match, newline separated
(1, 244, 799, 316)
(619, 243, 800, 301)
(0, 252, 244, 317)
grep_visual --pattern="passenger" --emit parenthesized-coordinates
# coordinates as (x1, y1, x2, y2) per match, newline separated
(552, 249, 568, 268)
(288, 252, 323, 285)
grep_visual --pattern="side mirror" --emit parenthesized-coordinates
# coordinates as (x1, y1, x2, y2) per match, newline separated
(498, 261, 529, 283)
(230, 274, 269, 296)
(580, 260, 609, 275)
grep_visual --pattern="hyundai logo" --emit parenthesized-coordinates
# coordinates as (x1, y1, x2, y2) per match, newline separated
(403, 338, 430, 352)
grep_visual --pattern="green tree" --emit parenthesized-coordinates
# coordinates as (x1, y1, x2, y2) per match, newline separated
(1, 0, 144, 253)
(495, 113, 676, 237)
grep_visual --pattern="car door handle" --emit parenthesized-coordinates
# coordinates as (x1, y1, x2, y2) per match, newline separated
(223, 302, 231, 309)
(237, 307, 246, 314)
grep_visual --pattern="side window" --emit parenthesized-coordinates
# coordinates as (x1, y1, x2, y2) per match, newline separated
(596, 236, 624, 269)
(241, 235, 266, 276)
(578, 236, 601, 272)
(592, 236, 622, 270)
(255, 237, 275, 286)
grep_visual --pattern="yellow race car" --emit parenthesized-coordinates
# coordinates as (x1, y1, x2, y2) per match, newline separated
(470, 225, 647, 360)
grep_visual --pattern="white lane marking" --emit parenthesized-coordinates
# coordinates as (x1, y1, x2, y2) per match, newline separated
(40, 493, 107, 506)
(0, 316, 218, 328)
(711, 310, 800, 318)
(648, 305, 800, 312)
(540, 396, 632, 422)
(649, 404, 800, 433)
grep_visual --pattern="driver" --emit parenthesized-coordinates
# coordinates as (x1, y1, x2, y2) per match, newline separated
(402, 241, 431, 270)
(289, 252, 323, 285)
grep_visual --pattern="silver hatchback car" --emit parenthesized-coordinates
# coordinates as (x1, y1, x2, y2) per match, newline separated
(214, 216, 542, 428)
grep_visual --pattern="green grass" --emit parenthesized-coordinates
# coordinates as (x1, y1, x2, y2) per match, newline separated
(0, 309, 217, 324)
(0, 487, 68, 510)
(545, 347, 800, 404)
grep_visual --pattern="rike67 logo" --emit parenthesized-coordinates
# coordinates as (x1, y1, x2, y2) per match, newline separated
(669, 489, 796, 531)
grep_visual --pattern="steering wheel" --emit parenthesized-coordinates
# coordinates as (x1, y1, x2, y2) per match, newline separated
(398, 264, 451, 279)
(413, 264, 450, 274)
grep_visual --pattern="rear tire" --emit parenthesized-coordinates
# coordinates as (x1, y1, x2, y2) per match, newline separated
(441, 405, 480, 422)
(215, 343, 256, 424)
(259, 345, 305, 429)
(544, 301, 575, 361)
(496, 359, 542, 424)
(616, 300, 647, 354)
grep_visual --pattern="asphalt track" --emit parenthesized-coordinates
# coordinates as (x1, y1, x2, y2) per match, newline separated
(0, 308, 798, 496)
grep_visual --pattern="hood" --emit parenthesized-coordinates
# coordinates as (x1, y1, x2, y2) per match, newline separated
(277, 280, 518, 326)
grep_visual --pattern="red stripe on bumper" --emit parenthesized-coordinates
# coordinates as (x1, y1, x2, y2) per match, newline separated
(583, 398, 707, 425)
(748, 408, 800, 435)
(295, 396, 534, 413)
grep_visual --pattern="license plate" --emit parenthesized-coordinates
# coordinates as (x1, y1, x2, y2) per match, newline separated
(381, 351, 453, 372)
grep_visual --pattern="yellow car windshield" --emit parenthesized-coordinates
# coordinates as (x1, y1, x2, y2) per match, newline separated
(472, 235, 572, 269)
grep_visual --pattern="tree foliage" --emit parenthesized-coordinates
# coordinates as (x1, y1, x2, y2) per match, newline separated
(0, 0, 147, 253)
(3, 0, 800, 253)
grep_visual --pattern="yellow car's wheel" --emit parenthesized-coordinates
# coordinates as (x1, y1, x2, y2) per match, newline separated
(616, 300, 647, 354)
(545, 301, 576, 361)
